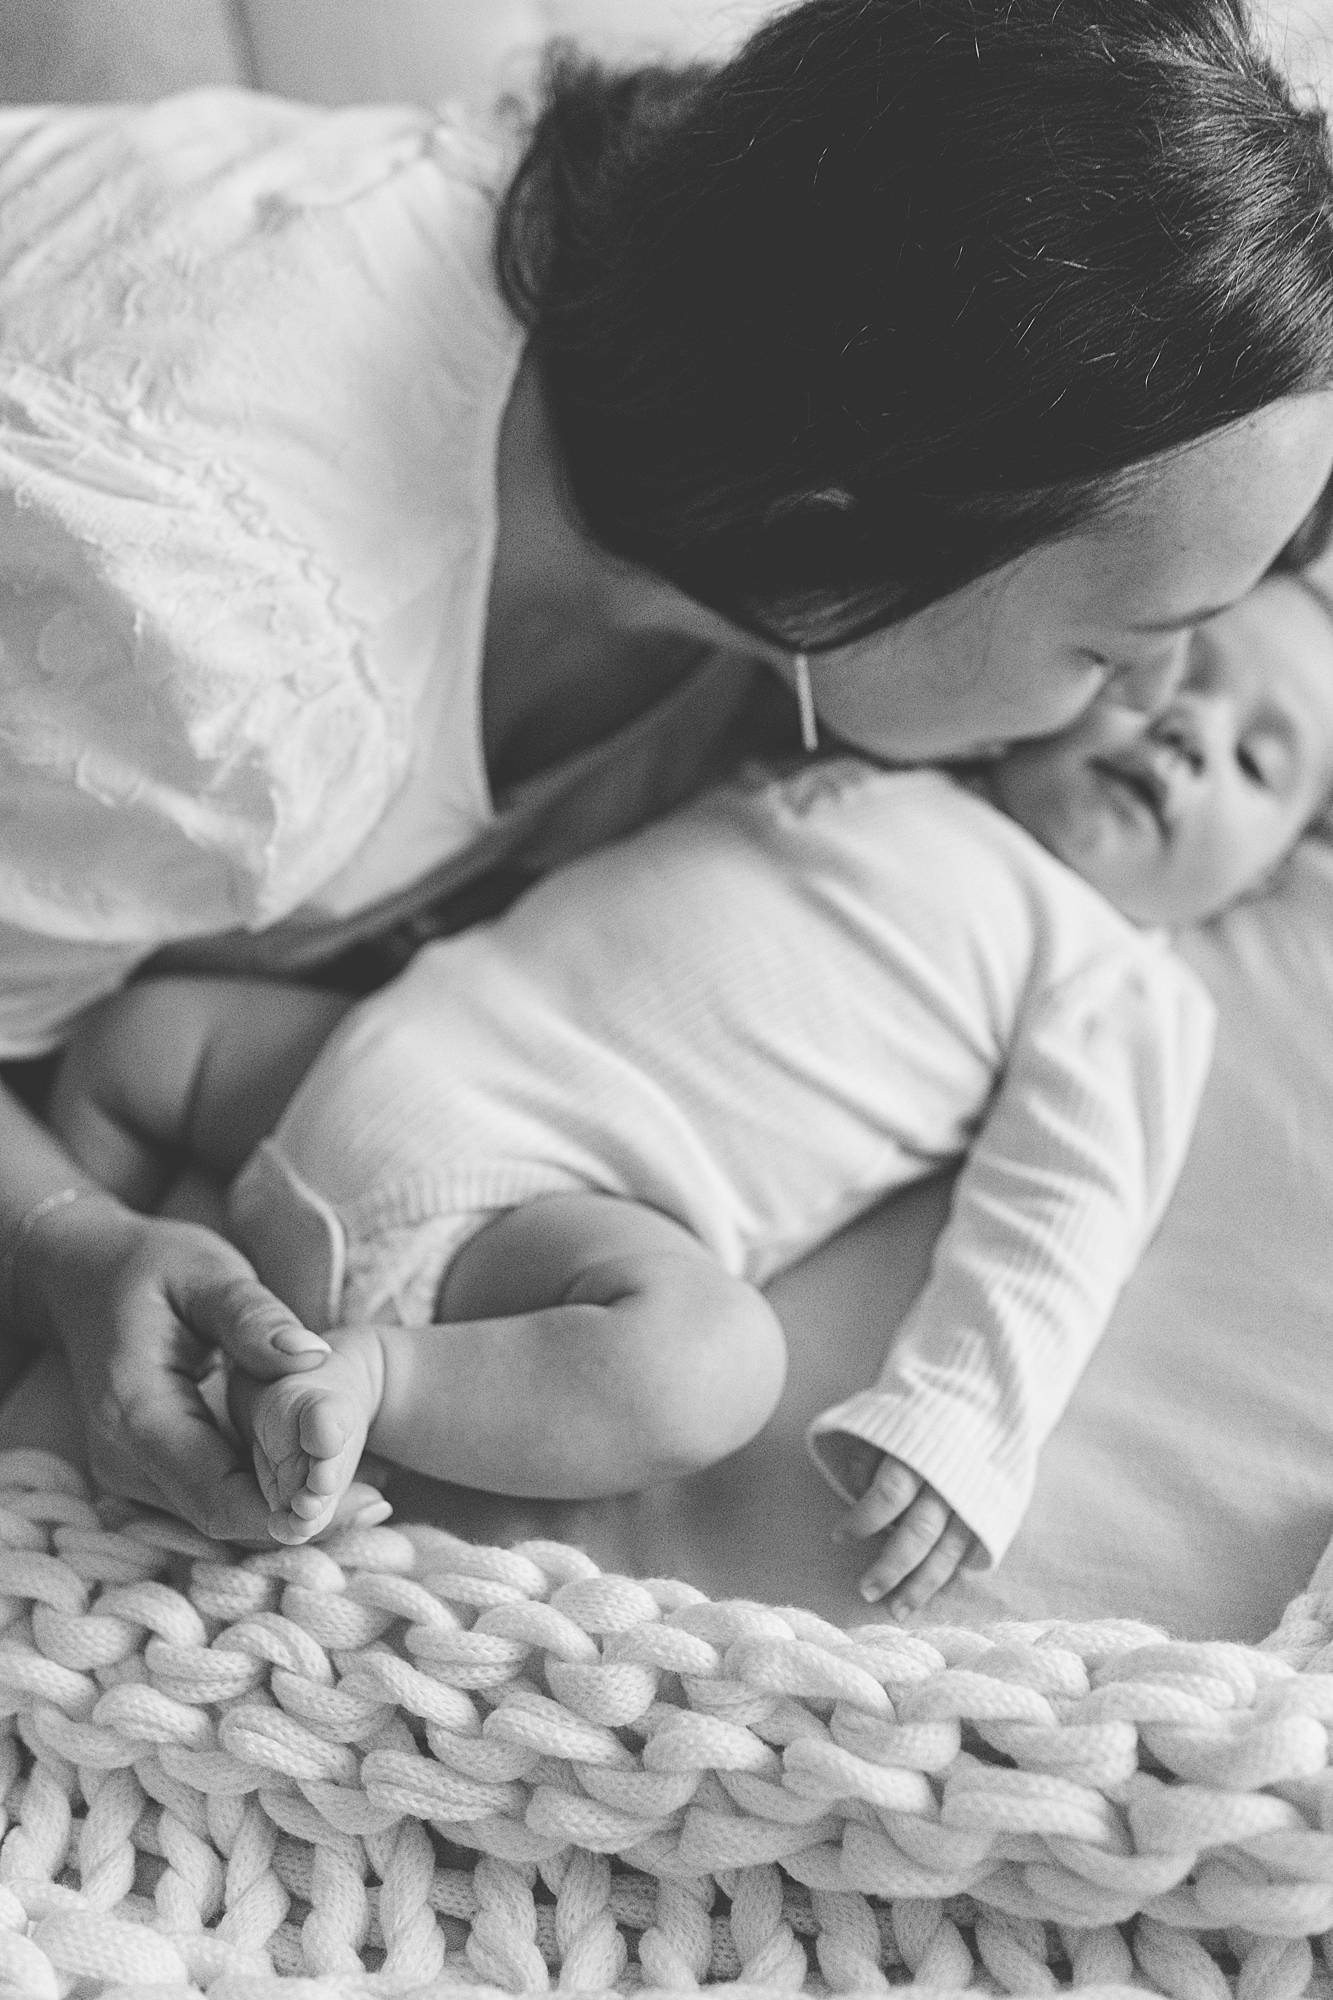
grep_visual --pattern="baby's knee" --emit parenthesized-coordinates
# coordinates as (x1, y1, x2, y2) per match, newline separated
(622, 1272, 788, 1480)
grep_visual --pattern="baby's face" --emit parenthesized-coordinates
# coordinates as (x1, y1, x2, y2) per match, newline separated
(988, 576, 1333, 925)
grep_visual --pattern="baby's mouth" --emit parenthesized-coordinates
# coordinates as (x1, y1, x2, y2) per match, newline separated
(1091, 753, 1171, 836)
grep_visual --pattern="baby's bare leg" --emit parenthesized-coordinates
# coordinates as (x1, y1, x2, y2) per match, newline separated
(370, 1192, 787, 1498)
(234, 1192, 787, 1536)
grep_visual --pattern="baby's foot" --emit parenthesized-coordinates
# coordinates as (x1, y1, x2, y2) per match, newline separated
(227, 1327, 385, 1545)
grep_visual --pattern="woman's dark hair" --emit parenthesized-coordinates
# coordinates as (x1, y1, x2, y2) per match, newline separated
(496, 0, 1333, 650)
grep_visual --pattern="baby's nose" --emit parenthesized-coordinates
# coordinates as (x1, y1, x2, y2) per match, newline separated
(1148, 698, 1219, 774)
(1148, 730, 1202, 781)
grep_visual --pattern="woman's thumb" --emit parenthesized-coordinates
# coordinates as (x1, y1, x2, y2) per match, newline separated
(184, 1267, 330, 1377)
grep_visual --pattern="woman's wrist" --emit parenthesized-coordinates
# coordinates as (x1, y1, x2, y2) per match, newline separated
(3, 1183, 127, 1341)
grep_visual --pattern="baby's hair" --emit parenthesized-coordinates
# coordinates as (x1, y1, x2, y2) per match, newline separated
(498, 0, 1333, 652)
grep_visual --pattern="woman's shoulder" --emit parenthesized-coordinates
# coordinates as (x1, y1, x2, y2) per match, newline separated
(0, 87, 517, 348)
(0, 89, 525, 943)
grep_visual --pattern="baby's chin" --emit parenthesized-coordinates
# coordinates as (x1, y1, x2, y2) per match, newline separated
(1026, 820, 1177, 927)
(996, 769, 1205, 922)
(1020, 799, 1122, 878)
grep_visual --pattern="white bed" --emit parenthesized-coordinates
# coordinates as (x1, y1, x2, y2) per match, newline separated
(3, 0, 1333, 1656)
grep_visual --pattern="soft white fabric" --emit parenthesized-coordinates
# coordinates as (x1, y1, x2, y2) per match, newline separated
(0, 88, 515, 1051)
(229, 761, 1213, 1568)
(0, 85, 766, 1050)
(0, 4, 1328, 1641)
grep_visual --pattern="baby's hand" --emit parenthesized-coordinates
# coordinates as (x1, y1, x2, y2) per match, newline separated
(834, 1445, 976, 1616)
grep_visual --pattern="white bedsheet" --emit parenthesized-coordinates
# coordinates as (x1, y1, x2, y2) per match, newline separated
(3, 0, 1333, 1646)
(5, 830, 1332, 1642)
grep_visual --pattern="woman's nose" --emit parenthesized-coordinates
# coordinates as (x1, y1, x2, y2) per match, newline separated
(1108, 641, 1191, 717)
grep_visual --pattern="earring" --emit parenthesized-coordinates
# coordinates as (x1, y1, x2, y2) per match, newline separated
(793, 651, 819, 754)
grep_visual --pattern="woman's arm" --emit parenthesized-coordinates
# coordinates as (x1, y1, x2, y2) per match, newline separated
(7, 976, 361, 1541)
(0, 1071, 293, 1538)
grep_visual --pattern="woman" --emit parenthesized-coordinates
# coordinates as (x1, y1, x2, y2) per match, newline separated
(2, 0, 1333, 1542)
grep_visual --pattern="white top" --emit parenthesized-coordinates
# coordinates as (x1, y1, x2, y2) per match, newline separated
(231, 761, 1216, 1566)
(0, 88, 759, 1052)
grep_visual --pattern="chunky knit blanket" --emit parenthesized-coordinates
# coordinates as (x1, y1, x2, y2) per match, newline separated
(0, 1449, 1330, 1999)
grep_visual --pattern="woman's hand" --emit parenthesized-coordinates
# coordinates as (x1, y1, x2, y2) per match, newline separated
(11, 1190, 379, 1543)
(833, 1442, 976, 1616)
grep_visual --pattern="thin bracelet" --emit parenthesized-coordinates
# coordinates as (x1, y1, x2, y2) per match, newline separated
(2, 1186, 102, 1327)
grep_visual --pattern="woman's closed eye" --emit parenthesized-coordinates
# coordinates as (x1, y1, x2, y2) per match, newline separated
(1271, 474, 1333, 575)
(1094, 641, 1189, 716)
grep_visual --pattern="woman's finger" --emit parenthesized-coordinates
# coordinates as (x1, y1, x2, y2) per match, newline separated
(142, 1404, 275, 1543)
(179, 1267, 330, 1378)
(331, 1480, 394, 1530)
(101, 1353, 274, 1543)
(838, 1457, 921, 1542)
(84, 1430, 172, 1518)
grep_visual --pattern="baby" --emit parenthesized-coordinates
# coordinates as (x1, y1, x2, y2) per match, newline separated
(47, 574, 1333, 1613)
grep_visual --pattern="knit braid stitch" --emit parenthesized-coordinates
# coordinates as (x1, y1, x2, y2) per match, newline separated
(0, 1451, 1330, 1997)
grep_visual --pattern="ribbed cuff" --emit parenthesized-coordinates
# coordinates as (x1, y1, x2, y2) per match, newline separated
(807, 1385, 1032, 1570)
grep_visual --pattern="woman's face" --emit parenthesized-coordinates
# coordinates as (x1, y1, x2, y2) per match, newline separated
(792, 391, 1333, 763)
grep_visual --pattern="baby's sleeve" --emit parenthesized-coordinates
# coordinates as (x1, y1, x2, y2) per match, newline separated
(806, 945, 1215, 1568)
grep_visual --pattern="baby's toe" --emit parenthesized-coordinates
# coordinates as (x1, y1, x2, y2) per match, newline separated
(277, 1479, 341, 1541)
(297, 1394, 357, 1464)
(267, 1507, 324, 1547)
(303, 1452, 348, 1498)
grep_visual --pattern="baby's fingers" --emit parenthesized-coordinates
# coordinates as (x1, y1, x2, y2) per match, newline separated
(838, 1457, 922, 1542)
(867, 1512, 975, 1618)
(856, 1485, 951, 1604)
